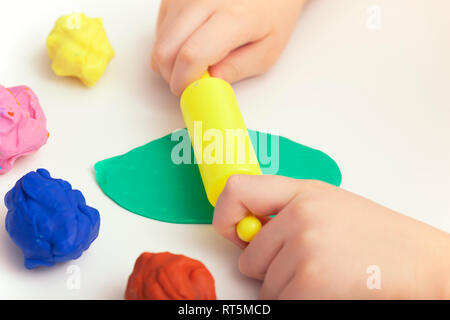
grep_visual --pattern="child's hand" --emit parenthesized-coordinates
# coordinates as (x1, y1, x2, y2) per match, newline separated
(213, 175, 450, 299)
(151, 0, 307, 95)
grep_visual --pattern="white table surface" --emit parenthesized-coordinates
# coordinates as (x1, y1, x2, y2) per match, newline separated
(0, 0, 449, 299)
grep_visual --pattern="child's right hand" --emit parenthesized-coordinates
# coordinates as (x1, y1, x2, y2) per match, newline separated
(213, 175, 450, 299)
(151, 0, 307, 96)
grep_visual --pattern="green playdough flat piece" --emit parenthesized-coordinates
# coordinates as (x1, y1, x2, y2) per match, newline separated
(94, 129, 342, 224)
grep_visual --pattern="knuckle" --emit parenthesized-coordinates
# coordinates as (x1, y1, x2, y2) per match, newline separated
(179, 45, 198, 64)
(286, 197, 319, 229)
(153, 44, 171, 65)
(307, 179, 329, 190)
(223, 1, 249, 19)
(290, 197, 315, 217)
(300, 180, 330, 194)
(297, 259, 323, 285)
(223, 174, 244, 196)
(297, 229, 320, 247)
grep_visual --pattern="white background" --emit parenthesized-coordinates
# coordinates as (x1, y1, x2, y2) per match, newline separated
(0, 0, 449, 299)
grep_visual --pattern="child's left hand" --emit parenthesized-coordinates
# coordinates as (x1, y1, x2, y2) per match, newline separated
(151, 0, 307, 96)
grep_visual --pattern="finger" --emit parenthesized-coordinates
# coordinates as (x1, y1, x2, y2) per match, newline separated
(277, 276, 301, 300)
(156, 0, 169, 32)
(151, 1, 171, 72)
(278, 271, 332, 300)
(169, 12, 266, 95)
(213, 175, 300, 247)
(209, 34, 281, 84)
(259, 236, 302, 299)
(152, 2, 214, 82)
(238, 212, 289, 280)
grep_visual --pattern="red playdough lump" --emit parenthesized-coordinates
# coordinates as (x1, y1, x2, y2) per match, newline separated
(125, 252, 217, 300)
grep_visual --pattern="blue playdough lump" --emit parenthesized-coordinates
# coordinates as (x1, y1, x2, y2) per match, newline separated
(5, 169, 100, 269)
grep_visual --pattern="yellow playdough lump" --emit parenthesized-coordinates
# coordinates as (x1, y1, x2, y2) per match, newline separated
(46, 13, 114, 87)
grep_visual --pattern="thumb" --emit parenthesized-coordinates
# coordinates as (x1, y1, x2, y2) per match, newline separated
(213, 174, 301, 247)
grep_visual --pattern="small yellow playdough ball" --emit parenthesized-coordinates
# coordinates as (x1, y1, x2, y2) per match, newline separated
(46, 13, 114, 87)
(236, 216, 262, 242)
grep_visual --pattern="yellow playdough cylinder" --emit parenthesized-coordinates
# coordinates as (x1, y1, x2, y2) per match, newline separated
(180, 73, 262, 207)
